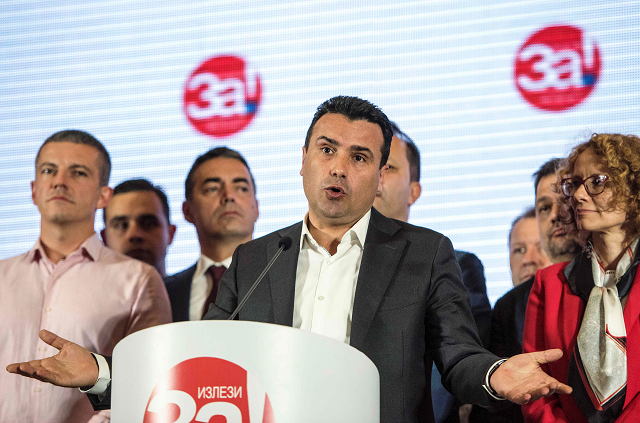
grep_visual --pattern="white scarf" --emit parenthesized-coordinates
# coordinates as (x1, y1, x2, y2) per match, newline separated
(575, 238, 638, 408)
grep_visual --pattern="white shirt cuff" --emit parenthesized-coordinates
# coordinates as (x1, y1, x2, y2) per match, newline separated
(79, 353, 111, 395)
(482, 358, 508, 400)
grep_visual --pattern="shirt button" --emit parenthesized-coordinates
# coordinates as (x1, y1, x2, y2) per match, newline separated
(318, 296, 325, 301)
(38, 346, 46, 352)
(45, 307, 52, 312)
(34, 387, 41, 393)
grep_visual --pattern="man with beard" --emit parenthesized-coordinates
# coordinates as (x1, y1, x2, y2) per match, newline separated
(164, 147, 259, 322)
(101, 179, 176, 277)
(472, 158, 581, 422)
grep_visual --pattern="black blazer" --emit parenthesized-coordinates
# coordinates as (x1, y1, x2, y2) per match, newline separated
(205, 208, 499, 423)
(164, 264, 197, 322)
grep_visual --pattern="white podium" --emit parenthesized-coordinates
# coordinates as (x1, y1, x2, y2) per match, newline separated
(111, 321, 380, 422)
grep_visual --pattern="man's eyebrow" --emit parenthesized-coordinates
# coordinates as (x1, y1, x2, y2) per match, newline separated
(316, 136, 374, 157)
(69, 164, 93, 173)
(38, 161, 58, 169)
(316, 136, 339, 146)
(108, 215, 128, 224)
(232, 177, 250, 184)
(350, 145, 374, 156)
(536, 195, 552, 203)
(202, 177, 222, 185)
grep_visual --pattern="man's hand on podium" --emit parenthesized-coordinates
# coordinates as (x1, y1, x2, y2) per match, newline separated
(6, 329, 98, 389)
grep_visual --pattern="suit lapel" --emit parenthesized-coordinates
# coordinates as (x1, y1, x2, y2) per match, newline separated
(350, 209, 406, 351)
(267, 222, 303, 326)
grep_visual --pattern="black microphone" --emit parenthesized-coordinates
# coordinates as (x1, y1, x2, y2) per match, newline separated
(228, 236, 293, 320)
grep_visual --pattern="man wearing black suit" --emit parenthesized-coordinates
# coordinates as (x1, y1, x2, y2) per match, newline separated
(371, 121, 491, 422)
(164, 147, 259, 322)
(471, 159, 581, 422)
(7, 97, 572, 423)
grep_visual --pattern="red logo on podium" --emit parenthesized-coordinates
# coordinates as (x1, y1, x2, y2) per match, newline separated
(514, 25, 601, 111)
(144, 357, 275, 423)
(184, 55, 262, 138)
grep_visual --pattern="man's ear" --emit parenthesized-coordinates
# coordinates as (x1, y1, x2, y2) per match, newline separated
(299, 146, 307, 177)
(167, 224, 177, 245)
(377, 164, 389, 195)
(31, 181, 37, 206)
(408, 181, 422, 206)
(96, 186, 113, 209)
(182, 201, 195, 225)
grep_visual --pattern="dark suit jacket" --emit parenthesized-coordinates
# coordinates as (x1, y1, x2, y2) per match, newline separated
(490, 277, 533, 358)
(205, 208, 500, 423)
(469, 277, 533, 423)
(163, 264, 197, 322)
(432, 251, 491, 423)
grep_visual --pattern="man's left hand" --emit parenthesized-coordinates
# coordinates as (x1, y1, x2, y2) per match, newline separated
(489, 349, 572, 405)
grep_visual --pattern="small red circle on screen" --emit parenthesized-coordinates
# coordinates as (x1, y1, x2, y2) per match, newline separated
(184, 55, 262, 138)
(514, 25, 601, 112)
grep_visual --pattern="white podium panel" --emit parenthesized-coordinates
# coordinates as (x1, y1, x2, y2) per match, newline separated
(111, 321, 379, 423)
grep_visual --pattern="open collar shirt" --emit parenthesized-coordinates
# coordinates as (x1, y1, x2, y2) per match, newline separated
(293, 210, 371, 344)
(0, 233, 171, 423)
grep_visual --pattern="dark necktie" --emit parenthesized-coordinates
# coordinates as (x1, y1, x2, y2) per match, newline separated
(202, 265, 226, 318)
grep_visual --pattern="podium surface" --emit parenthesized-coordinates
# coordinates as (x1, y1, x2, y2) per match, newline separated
(111, 321, 380, 422)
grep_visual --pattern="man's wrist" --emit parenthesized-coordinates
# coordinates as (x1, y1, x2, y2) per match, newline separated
(483, 358, 508, 400)
(79, 353, 111, 395)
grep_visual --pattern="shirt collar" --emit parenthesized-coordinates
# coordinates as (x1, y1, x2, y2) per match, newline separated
(194, 253, 232, 279)
(300, 209, 371, 251)
(28, 233, 102, 263)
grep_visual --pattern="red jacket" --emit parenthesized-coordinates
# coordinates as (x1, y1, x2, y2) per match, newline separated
(522, 261, 640, 422)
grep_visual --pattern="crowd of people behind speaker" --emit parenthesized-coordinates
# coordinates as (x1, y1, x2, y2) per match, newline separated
(3, 97, 640, 422)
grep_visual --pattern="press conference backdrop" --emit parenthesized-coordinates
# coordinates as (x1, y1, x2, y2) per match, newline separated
(1, 0, 639, 303)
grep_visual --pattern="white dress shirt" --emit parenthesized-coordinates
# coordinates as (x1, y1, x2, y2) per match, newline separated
(189, 254, 233, 321)
(293, 210, 371, 344)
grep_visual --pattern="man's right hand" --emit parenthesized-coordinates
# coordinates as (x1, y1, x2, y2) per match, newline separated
(5, 329, 98, 389)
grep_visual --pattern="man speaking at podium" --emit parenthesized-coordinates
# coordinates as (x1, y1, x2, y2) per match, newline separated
(7, 96, 571, 423)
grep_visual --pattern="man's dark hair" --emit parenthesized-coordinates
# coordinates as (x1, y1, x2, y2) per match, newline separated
(304, 96, 393, 168)
(104, 178, 171, 224)
(533, 158, 563, 199)
(36, 129, 111, 186)
(185, 147, 256, 201)
(508, 206, 536, 246)
(390, 121, 421, 182)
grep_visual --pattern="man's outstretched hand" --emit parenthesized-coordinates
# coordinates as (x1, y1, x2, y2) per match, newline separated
(490, 349, 572, 405)
(6, 329, 98, 389)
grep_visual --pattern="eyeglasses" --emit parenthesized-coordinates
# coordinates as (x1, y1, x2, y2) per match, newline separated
(560, 174, 609, 197)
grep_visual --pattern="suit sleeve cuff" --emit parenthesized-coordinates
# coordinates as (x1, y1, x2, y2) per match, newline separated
(482, 358, 508, 401)
(79, 353, 111, 395)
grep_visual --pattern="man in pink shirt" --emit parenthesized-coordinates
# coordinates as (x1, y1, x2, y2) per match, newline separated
(0, 130, 172, 423)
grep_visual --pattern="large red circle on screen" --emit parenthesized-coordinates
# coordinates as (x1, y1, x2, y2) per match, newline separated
(184, 55, 262, 138)
(514, 25, 601, 112)
(143, 357, 275, 423)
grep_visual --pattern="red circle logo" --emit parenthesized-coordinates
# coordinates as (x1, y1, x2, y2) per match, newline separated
(143, 357, 275, 423)
(514, 25, 601, 112)
(184, 55, 262, 138)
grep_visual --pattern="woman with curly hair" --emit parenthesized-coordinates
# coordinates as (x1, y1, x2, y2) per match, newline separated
(522, 133, 640, 423)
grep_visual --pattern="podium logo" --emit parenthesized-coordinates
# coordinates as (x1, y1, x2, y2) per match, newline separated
(514, 25, 601, 111)
(184, 55, 262, 138)
(144, 357, 275, 423)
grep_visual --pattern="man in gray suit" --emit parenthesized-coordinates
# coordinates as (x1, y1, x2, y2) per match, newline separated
(8, 96, 571, 423)
(372, 121, 492, 422)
